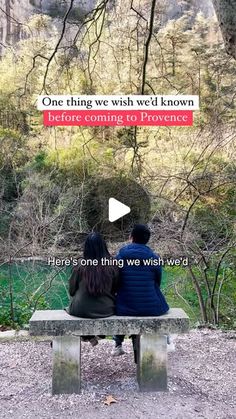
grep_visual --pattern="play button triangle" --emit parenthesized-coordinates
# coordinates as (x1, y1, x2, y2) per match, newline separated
(108, 198, 131, 222)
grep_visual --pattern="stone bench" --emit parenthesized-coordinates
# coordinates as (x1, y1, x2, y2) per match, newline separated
(29, 308, 189, 395)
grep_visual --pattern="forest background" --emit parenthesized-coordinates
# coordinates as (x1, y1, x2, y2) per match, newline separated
(0, 0, 235, 330)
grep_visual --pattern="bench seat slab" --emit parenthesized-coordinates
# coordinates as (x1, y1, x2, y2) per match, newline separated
(29, 308, 189, 336)
(52, 336, 81, 395)
(138, 334, 167, 392)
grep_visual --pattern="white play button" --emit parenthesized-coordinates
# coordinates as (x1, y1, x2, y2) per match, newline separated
(108, 198, 131, 222)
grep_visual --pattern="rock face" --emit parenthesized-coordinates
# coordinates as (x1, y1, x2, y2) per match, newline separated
(29, 0, 96, 21)
(0, 0, 96, 55)
(159, 0, 214, 22)
(0, 0, 215, 56)
(29, 0, 95, 13)
(212, 0, 236, 59)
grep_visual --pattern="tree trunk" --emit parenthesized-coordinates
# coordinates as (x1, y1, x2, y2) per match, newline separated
(189, 267, 208, 324)
(212, 0, 236, 59)
(5, 0, 11, 44)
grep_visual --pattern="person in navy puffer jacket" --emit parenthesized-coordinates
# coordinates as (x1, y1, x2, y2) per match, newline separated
(112, 224, 169, 357)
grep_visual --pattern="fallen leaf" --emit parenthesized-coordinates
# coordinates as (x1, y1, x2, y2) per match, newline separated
(104, 395, 118, 406)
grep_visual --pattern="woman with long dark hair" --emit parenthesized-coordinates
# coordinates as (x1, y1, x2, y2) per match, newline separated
(68, 232, 119, 345)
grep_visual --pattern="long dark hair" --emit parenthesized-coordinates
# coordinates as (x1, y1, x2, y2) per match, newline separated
(80, 232, 114, 296)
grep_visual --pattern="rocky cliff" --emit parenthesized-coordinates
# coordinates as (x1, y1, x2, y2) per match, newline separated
(0, 0, 96, 54)
(0, 0, 215, 55)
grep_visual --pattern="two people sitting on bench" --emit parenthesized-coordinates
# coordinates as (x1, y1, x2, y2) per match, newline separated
(68, 224, 169, 352)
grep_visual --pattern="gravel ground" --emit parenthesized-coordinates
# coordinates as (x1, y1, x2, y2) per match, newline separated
(0, 329, 236, 419)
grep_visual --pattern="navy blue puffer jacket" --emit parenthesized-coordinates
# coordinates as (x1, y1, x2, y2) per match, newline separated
(116, 243, 169, 316)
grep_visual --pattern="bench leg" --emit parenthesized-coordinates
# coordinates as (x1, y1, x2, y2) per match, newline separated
(52, 336, 81, 395)
(137, 334, 167, 392)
